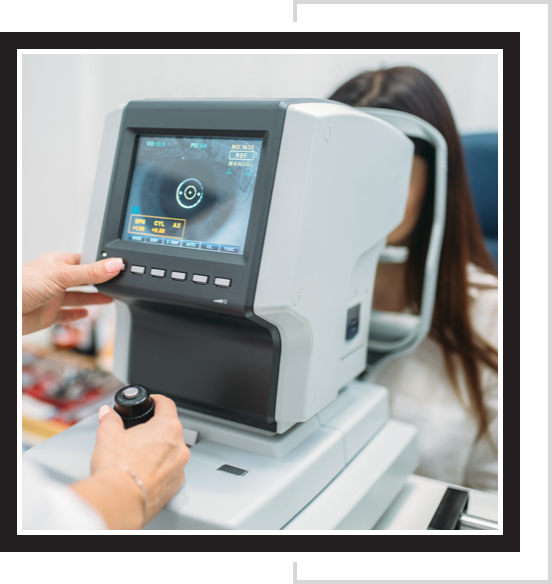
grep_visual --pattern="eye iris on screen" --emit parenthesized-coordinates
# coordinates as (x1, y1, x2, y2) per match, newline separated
(176, 178, 204, 209)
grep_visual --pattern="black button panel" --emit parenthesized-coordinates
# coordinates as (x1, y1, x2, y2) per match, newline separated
(121, 263, 234, 290)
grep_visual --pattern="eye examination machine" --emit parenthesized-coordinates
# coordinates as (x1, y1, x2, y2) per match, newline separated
(25, 98, 469, 530)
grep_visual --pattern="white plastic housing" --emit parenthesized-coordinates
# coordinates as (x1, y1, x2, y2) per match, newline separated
(254, 103, 413, 429)
(81, 106, 125, 266)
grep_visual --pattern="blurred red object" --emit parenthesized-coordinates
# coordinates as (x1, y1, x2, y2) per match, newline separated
(22, 348, 121, 425)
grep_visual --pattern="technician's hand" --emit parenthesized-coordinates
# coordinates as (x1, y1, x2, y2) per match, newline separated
(22, 252, 123, 335)
(71, 394, 190, 529)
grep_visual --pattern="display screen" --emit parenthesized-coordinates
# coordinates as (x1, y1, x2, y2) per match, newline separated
(121, 135, 263, 256)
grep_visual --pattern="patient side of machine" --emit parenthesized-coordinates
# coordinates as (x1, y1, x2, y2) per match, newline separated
(254, 103, 413, 429)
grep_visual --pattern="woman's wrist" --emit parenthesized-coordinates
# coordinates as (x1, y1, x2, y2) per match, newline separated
(70, 466, 145, 530)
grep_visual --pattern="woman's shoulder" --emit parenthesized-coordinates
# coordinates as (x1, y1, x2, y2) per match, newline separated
(467, 262, 498, 289)
(466, 263, 498, 346)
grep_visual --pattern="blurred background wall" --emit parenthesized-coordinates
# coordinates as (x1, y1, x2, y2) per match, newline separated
(22, 54, 498, 265)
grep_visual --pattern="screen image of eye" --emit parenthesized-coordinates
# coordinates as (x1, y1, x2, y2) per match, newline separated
(138, 158, 236, 242)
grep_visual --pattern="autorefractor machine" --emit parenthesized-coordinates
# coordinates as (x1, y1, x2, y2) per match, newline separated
(25, 99, 447, 529)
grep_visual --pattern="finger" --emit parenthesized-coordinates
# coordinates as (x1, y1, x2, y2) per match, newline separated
(56, 258, 124, 289)
(98, 405, 110, 421)
(60, 253, 82, 266)
(62, 291, 113, 307)
(149, 394, 179, 419)
(97, 406, 124, 433)
(54, 308, 89, 323)
(50, 252, 82, 265)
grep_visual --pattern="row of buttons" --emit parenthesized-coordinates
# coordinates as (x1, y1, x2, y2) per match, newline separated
(128, 235, 239, 254)
(129, 265, 231, 288)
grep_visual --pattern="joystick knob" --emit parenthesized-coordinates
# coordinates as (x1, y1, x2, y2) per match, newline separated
(114, 385, 155, 429)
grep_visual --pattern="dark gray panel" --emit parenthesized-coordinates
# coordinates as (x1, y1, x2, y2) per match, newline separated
(127, 300, 278, 431)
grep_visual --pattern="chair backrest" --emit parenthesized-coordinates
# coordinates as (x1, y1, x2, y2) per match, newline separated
(461, 132, 498, 264)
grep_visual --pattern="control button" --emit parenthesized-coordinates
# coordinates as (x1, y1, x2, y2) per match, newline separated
(200, 243, 220, 252)
(220, 245, 240, 254)
(122, 386, 139, 399)
(114, 385, 155, 429)
(171, 271, 187, 281)
(130, 265, 145, 275)
(151, 268, 166, 278)
(214, 277, 231, 288)
(192, 274, 209, 285)
(345, 304, 360, 341)
(182, 240, 200, 249)
(130, 235, 144, 242)
(164, 238, 180, 246)
(121, 263, 126, 272)
(146, 236, 163, 244)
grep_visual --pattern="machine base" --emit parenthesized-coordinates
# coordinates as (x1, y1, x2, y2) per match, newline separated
(283, 419, 417, 530)
(24, 382, 417, 529)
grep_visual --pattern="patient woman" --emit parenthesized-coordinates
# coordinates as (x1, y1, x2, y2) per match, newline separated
(329, 67, 498, 491)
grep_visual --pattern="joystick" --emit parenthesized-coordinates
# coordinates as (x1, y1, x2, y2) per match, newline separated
(113, 385, 155, 429)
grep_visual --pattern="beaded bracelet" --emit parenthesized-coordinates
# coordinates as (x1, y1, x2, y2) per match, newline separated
(95, 463, 148, 527)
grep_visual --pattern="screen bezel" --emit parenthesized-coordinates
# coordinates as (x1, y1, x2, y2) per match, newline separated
(102, 127, 268, 268)
(94, 99, 292, 316)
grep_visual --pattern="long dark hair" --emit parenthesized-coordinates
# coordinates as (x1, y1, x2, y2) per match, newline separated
(329, 66, 498, 443)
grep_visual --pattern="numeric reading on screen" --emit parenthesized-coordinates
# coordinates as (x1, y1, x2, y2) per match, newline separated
(128, 215, 186, 238)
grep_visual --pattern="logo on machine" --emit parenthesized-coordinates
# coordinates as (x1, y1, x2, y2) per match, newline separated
(213, 299, 228, 304)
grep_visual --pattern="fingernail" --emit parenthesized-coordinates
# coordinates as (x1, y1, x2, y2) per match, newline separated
(98, 405, 110, 421)
(105, 258, 123, 273)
